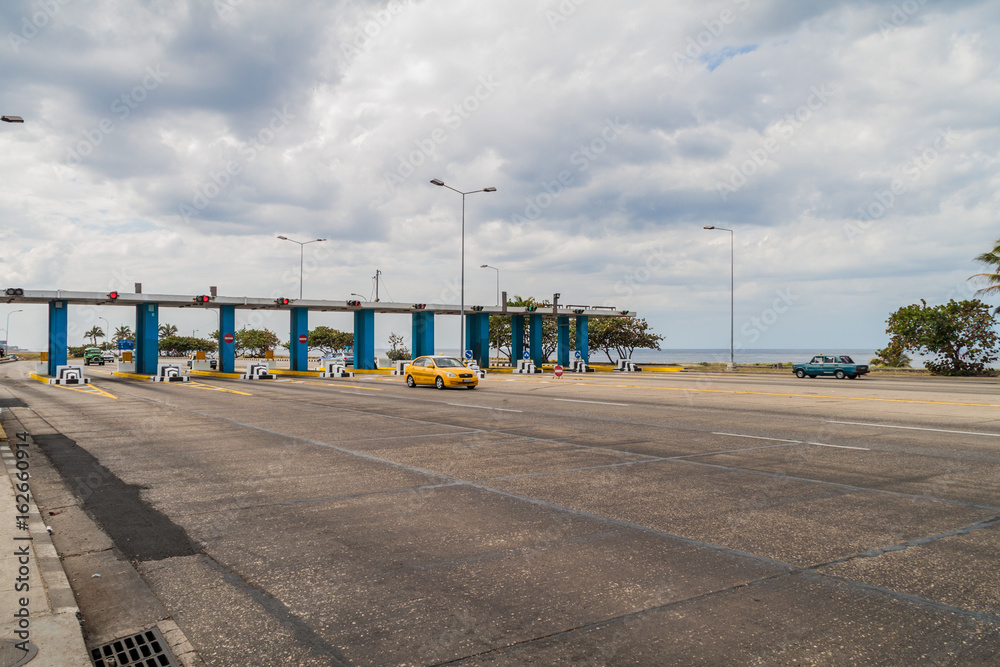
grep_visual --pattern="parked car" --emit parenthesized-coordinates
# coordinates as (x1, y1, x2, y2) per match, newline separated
(187, 353, 218, 370)
(83, 347, 105, 366)
(404, 356, 478, 389)
(793, 355, 869, 379)
(102, 351, 116, 363)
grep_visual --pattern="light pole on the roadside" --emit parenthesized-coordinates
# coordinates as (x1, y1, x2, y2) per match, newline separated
(276, 236, 327, 300)
(430, 179, 496, 355)
(480, 265, 500, 306)
(5, 310, 23, 351)
(704, 226, 734, 371)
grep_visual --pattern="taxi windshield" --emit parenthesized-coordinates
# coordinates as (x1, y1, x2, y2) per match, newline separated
(433, 358, 466, 368)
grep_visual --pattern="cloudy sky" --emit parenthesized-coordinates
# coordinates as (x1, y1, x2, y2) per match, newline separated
(0, 0, 997, 354)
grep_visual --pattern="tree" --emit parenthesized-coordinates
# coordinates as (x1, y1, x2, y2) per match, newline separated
(113, 325, 133, 343)
(882, 299, 998, 376)
(158, 335, 218, 355)
(84, 326, 104, 346)
(386, 332, 410, 361)
(970, 236, 1000, 313)
(588, 317, 664, 363)
(870, 340, 912, 368)
(307, 326, 354, 356)
(159, 323, 178, 339)
(235, 327, 280, 358)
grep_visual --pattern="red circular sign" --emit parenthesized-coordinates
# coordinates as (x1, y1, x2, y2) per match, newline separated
(223, 333, 234, 343)
(554, 365, 564, 377)
(298, 334, 308, 344)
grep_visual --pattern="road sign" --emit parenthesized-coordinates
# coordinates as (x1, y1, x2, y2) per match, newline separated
(574, 350, 582, 360)
(298, 334, 308, 344)
(223, 333, 234, 344)
(117, 339, 135, 351)
(465, 350, 473, 360)
(554, 365, 564, 378)
(523, 350, 530, 360)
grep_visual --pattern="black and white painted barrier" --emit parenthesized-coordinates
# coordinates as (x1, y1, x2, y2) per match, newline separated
(515, 359, 539, 374)
(50, 365, 90, 385)
(615, 359, 641, 372)
(153, 363, 189, 382)
(240, 363, 275, 380)
(568, 359, 592, 373)
(391, 360, 409, 376)
(465, 361, 487, 379)
(322, 361, 354, 378)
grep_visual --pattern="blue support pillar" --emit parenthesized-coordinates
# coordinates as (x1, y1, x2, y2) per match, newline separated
(557, 316, 570, 367)
(466, 313, 489, 368)
(511, 315, 524, 364)
(353, 308, 375, 370)
(576, 316, 589, 363)
(411, 311, 434, 358)
(530, 314, 544, 367)
(47, 300, 68, 376)
(219, 305, 236, 374)
(289, 307, 309, 372)
(135, 303, 159, 375)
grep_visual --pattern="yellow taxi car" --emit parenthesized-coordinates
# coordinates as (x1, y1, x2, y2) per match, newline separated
(404, 356, 478, 390)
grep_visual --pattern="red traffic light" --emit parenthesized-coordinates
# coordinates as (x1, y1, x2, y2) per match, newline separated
(412, 303, 426, 310)
(193, 295, 211, 304)
(107, 291, 119, 301)
(347, 300, 361, 307)
(275, 297, 290, 306)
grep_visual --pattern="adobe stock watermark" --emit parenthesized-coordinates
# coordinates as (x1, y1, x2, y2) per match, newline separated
(614, 245, 668, 298)
(510, 116, 627, 223)
(843, 127, 955, 242)
(340, 0, 411, 64)
(739, 287, 799, 344)
(673, 0, 752, 72)
(878, 0, 929, 38)
(178, 105, 294, 221)
(61, 65, 169, 169)
(383, 74, 500, 192)
(543, 0, 587, 31)
(716, 83, 838, 202)
(7, 0, 72, 53)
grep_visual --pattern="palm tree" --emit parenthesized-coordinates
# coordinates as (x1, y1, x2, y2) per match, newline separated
(113, 325, 133, 343)
(158, 323, 178, 339)
(971, 236, 1000, 312)
(84, 326, 104, 346)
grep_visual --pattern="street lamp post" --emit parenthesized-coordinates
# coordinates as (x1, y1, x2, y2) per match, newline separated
(99, 317, 110, 349)
(5, 309, 23, 351)
(430, 179, 496, 355)
(480, 265, 500, 306)
(703, 226, 734, 371)
(276, 236, 327, 299)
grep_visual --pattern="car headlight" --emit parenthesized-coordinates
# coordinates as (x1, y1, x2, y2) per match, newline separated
(445, 372, 457, 378)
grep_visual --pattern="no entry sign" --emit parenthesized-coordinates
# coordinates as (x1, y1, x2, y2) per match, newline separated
(223, 333, 234, 344)
(298, 334, 308, 344)
(553, 364, 564, 378)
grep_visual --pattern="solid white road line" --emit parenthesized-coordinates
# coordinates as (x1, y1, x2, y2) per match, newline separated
(712, 432, 799, 443)
(447, 403, 523, 413)
(553, 398, 630, 407)
(826, 420, 1000, 438)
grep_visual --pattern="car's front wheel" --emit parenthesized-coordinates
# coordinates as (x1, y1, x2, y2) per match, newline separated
(435, 376, 445, 390)
(795, 369, 806, 378)
(406, 375, 416, 388)
(835, 370, 846, 379)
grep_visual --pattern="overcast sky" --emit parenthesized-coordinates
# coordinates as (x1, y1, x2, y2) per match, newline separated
(1, 0, 997, 354)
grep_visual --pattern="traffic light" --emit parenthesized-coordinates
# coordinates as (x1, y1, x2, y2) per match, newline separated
(4, 288, 23, 296)
(347, 300, 362, 307)
(193, 295, 211, 304)
(620, 310, 630, 316)
(525, 305, 537, 312)
(107, 291, 119, 301)
(573, 308, 585, 315)
(412, 303, 426, 310)
(470, 305, 484, 312)
(275, 297, 290, 306)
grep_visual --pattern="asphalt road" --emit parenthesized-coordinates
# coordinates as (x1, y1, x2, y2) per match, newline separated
(2, 362, 999, 665)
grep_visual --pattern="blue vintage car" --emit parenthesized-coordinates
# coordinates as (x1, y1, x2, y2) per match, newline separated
(793, 354, 869, 379)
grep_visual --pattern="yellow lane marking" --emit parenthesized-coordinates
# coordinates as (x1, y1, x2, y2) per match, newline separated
(56, 383, 119, 399)
(301, 381, 383, 391)
(185, 382, 253, 396)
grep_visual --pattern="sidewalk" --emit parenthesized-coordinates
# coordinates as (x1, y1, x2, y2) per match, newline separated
(1, 411, 90, 666)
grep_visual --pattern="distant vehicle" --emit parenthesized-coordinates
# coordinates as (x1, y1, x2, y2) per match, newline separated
(322, 352, 354, 367)
(187, 353, 218, 370)
(404, 355, 478, 390)
(793, 355, 869, 379)
(102, 351, 116, 363)
(83, 347, 105, 366)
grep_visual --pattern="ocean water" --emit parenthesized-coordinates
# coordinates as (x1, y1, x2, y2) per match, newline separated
(427, 348, 913, 366)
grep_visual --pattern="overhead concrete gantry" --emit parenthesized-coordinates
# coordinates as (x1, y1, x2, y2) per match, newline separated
(2, 288, 636, 375)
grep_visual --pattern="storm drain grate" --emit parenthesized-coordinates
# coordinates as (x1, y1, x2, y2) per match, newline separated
(89, 627, 178, 667)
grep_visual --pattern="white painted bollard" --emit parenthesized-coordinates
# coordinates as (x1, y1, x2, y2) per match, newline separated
(240, 363, 274, 380)
(391, 360, 410, 376)
(322, 361, 354, 378)
(153, 363, 189, 382)
(515, 359, 537, 374)
(50, 365, 90, 385)
(465, 361, 487, 379)
(569, 359, 590, 373)
(615, 358, 640, 372)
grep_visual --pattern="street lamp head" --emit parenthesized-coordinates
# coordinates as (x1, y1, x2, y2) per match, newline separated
(480, 264, 488, 268)
(316, 238, 327, 242)
(277, 235, 288, 240)
(430, 179, 445, 186)
(483, 187, 497, 192)
(703, 226, 715, 230)
(1, 116, 24, 123)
